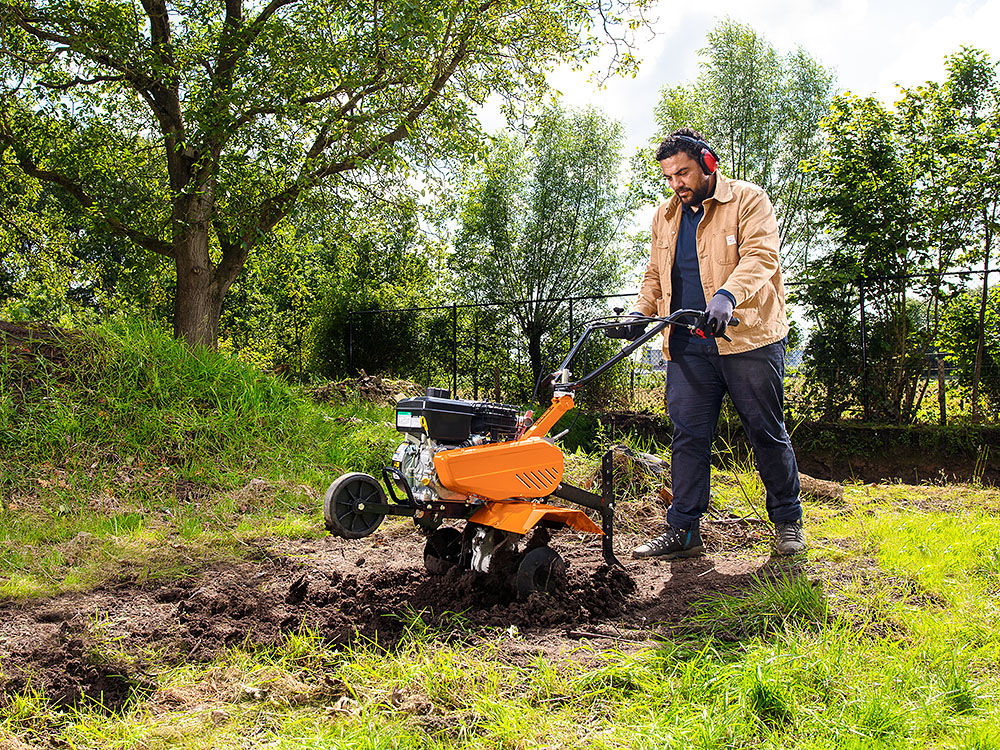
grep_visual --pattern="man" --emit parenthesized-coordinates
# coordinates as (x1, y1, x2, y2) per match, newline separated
(609, 128, 805, 558)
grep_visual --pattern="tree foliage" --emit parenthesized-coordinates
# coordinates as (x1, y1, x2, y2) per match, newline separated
(452, 105, 642, 388)
(0, 0, 649, 347)
(305, 187, 446, 379)
(941, 285, 1000, 412)
(800, 48, 1000, 423)
(647, 18, 835, 264)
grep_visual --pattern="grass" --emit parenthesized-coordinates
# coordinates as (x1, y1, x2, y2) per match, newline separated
(4, 320, 1000, 748)
(6, 596, 999, 748)
(1, 319, 399, 598)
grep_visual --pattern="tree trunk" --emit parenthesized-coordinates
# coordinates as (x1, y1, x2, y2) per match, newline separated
(173, 228, 223, 348)
(170, 173, 229, 349)
(528, 327, 543, 391)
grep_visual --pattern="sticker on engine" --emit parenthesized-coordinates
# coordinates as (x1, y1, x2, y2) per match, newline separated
(391, 444, 408, 463)
(396, 411, 418, 429)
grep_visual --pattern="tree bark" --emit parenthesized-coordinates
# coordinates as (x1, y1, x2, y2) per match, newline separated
(528, 327, 543, 391)
(170, 171, 225, 348)
(172, 227, 223, 347)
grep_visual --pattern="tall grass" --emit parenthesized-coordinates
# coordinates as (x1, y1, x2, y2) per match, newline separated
(1, 319, 395, 480)
(0, 319, 400, 597)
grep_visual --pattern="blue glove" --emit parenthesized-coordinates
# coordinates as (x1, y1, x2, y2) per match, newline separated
(698, 293, 735, 338)
(606, 311, 648, 341)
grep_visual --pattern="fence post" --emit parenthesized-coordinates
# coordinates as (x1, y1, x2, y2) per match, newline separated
(938, 355, 947, 426)
(473, 312, 479, 401)
(630, 359, 635, 407)
(347, 317, 355, 375)
(451, 303, 458, 397)
(859, 277, 870, 420)
(569, 298, 575, 347)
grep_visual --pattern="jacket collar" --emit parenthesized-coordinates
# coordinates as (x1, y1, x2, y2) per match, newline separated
(663, 171, 734, 220)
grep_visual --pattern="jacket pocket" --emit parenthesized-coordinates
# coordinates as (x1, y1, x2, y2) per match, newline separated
(712, 228, 740, 266)
(734, 292, 761, 328)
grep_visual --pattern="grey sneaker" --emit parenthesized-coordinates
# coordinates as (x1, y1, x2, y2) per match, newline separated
(775, 521, 806, 555)
(632, 525, 705, 559)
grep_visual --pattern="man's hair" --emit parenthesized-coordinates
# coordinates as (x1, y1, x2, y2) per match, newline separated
(656, 127, 711, 162)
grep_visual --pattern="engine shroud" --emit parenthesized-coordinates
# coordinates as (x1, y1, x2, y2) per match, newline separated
(395, 395, 519, 444)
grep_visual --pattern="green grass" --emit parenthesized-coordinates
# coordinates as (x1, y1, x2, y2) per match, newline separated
(4, 320, 1000, 748)
(1, 319, 399, 597)
(5, 594, 1000, 748)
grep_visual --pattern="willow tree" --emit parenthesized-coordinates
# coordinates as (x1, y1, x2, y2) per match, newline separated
(0, 0, 648, 347)
(649, 18, 835, 265)
(453, 105, 642, 386)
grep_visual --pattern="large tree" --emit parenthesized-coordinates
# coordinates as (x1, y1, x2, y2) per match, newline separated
(0, 0, 647, 347)
(453, 105, 642, 386)
(648, 18, 835, 266)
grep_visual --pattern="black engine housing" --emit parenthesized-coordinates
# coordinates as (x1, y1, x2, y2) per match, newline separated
(395, 393, 519, 444)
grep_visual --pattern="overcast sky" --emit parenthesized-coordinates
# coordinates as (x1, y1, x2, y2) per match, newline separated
(483, 0, 1000, 157)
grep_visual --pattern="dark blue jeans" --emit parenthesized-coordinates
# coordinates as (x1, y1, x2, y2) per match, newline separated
(665, 336, 801, 530)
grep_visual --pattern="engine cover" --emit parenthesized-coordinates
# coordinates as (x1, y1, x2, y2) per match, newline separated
(432, 437, 564, 501)
(396, 396, 519, 443)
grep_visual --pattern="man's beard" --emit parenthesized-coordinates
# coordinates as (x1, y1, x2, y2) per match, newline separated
(678, 179, 713, 206)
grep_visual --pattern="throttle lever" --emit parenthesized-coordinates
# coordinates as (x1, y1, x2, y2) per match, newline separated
(693, 315, 741, 342)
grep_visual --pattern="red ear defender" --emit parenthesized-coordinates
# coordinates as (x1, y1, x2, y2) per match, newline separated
(672, 134, 719, 175)
(701, 149, 718, 175)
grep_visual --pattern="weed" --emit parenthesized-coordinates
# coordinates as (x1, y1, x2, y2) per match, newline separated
(687, 571, 829, 639)
(939, 661, 977, 715)
(742, 663, 792, 729)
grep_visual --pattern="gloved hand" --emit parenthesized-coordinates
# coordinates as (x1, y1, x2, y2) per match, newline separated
(606, 311, 648, 341)
(697, 293, 735, 338)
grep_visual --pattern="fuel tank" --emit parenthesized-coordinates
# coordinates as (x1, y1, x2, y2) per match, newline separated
(433, 437, 563, 501)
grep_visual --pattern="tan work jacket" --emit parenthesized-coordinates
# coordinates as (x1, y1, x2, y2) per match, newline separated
(633, 172, 789, 358)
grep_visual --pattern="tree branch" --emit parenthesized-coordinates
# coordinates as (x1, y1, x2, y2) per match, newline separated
(34, 74, 128, 90)
(0, 124, 172, 257)
(7, 11, 145, 84)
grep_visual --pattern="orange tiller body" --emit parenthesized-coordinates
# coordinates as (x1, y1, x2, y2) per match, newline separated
(432, 394, 599, 535)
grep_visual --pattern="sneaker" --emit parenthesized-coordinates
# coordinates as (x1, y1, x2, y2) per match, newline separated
(632, 525, 704, 559)
(775, 521, 806, 555)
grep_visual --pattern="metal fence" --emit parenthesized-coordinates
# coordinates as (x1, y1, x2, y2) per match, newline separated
(344, 272, 1000, 425)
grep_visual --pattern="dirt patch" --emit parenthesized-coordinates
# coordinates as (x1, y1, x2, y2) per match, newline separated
(307, 372, 425, 406)
(0, 521, 795, 709)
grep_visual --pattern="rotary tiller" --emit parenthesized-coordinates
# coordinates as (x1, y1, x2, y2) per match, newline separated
(323, 308, 710, 597)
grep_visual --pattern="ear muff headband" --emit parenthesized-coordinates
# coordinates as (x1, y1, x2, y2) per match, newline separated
(673, 135, 719, 175)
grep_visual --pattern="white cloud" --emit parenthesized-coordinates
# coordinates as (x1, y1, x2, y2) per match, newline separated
(479, 0, 1000, 156)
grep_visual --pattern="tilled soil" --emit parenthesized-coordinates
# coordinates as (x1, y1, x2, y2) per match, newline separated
(0, 521, 800, 711)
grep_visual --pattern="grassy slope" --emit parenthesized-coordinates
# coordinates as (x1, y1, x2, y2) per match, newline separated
(0, 320, 397, 597)
(2, 322, 1000, 749)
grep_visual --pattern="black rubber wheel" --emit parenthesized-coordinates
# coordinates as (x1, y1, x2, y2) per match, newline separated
(424, 527, 463, 575)
(324, 473, 386, 539)
(515, 546, 566, 598)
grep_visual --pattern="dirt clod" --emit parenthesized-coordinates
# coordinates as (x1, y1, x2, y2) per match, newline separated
(0, 523, 805, 711)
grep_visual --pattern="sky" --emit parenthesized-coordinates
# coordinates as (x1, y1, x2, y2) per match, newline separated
(483, 0, 1000, 157)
